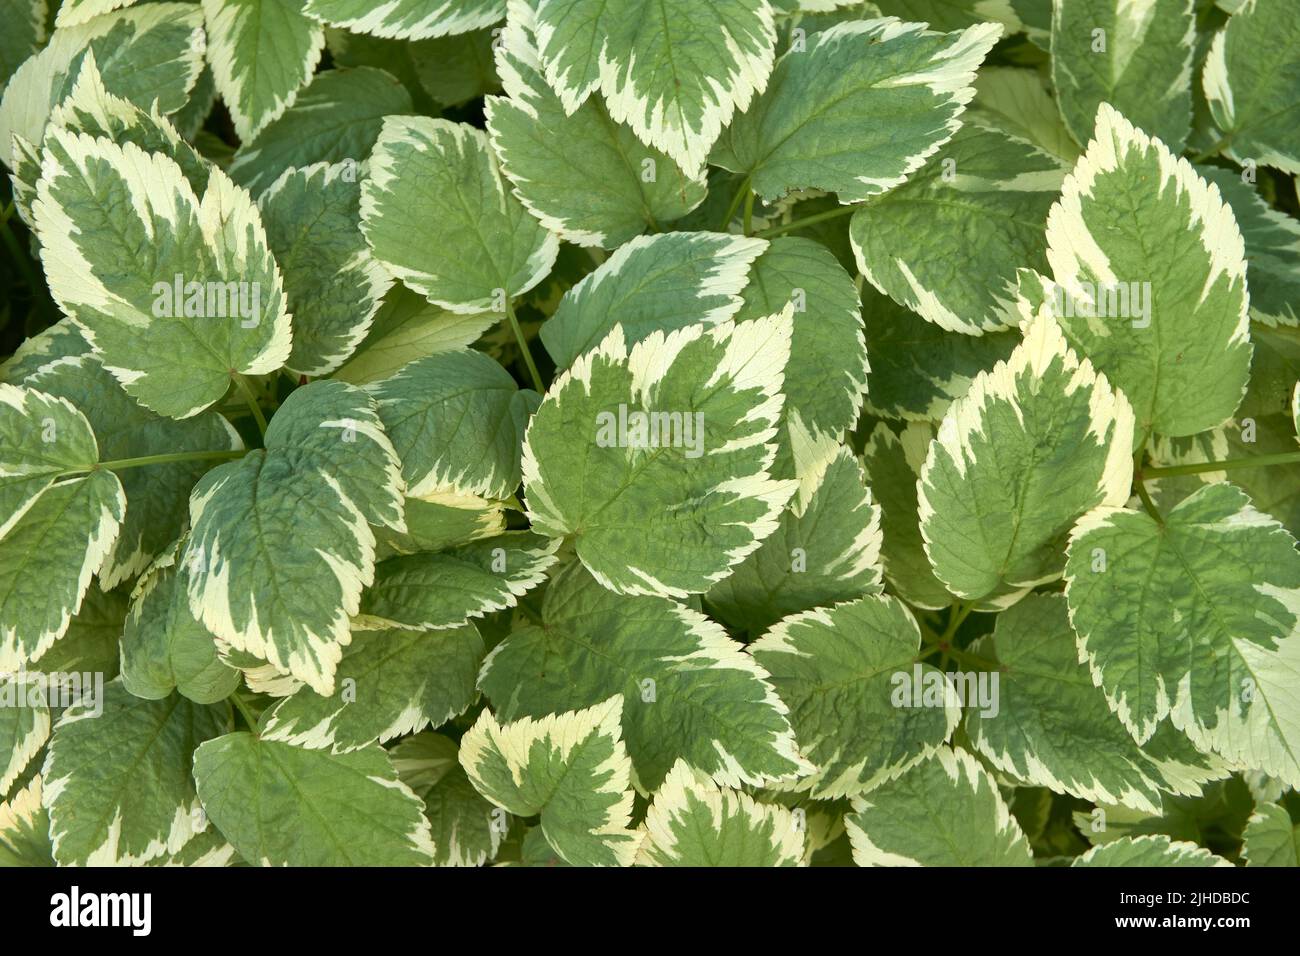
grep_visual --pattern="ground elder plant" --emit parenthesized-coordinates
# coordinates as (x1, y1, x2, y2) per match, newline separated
(1, 0, 1299, 871)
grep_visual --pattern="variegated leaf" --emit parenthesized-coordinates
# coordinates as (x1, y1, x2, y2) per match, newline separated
(305, 0, 505, 39)
(1071, 834, 1232, 866)
(390, 732, 502, 867)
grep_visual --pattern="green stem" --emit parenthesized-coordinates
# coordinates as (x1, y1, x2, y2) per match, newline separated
(228, 692, 259, 734)
(940, 599, 974, 643)
(1, 201, 14, 225)
(742, 189, 756, 237)
(64, 448, 246, 478)
(234, 374, 269, 439)
(1188, 135, 1234, 165)
(504, 297, 545, 393)
(717, 175, 752, 232)
(1142, 451, 1300, 479)
(1135, 479, 1164, 525)
(754, 203, 857, 239)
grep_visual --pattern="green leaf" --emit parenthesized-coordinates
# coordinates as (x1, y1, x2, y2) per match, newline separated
(192, 733, 436, 865)
(333, 285, 500, 385)
(185, 381, 404, 695)
(34, 130, 292, 419)
(861, 422, 954, 609)
(362, 115, 559, 312)
(478, 561, 807, 791)
(43, 681, 229, 865)
(861, 290, 1018, 422)
(200, 0, 326, 141)
(1202, 0, 1300, 173)
(0, 3, 206, 171)
(539, 231, 765, 373)
(260, 161, 393, 375)
(636, 760, 805, 866)
(55, 0, 141, 27)
(0, 674, 49, 797)
(377, 490, 507, 559)
(732, 237, 868, 461)
(1065, 482, 1300, 786)
(360, 531, 558, 631)
(523, 313, 796, 598)
(0, 0, 46, 96)
(368, 348, 538, 499)
(711, 18, 1000, 203)
(531, 0, 777, 175)
(707, 441, 883, 634)
(28, 355, 242, 588)
(851, 123, 1066, 334)
(1042, 103, 1251, 439)
(1051, 0, 1196, 152)
(750, 594, 959, 798)
(121, 542, 241, 705)
(919, 310, 1134, 606)
(0, 776, 55, 867)
(0, 319, 91, 386)
(845, 747, 1033, 866)
(262, 624, 484, 751)
(409, 28, 501, 106)
(1198, 165, 1300, 328)
(305, 0, 505, 39)
(1242, 803, 1299, 866)
(29, 581, 127, 679)
(228, 66, 414, 196)
(0, 383, 125, 670)
(486, 6, 707, 248)
(390, 732, 502, 867)
(966, 594, 1227, 813)
(873, 0, 1021, 31)
(1071, 834, 1231, 866)
(459, 696, 640, 866)
(968, 65, 1081, 163)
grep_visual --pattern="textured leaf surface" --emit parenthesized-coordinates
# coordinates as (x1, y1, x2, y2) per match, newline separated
(1043, 103, 1251, 439)
(751, 594, 958, 799)
(1242, 803, 1299, 866)
(362, 116, 558, 312)
(33, 130, 291, 418)
(540, 231, 764, 372)
(228, 66, 414, 196)
(193, 733, 435, 865)
(637, 760, 804, 866)
(0, 0, 46, 95)
(28, 356, 241, 588)
(360, 532, 558, 631)
(260, 161, 392, 376)
(707, 443, 882, 634)
(487, 5, 706, 248)
(966, 594, 1225, 813)
(459, 696, 640, 866)
(1202, 0, 1300, 173)
(184, 382, 404, 694)
(122, 543, 241, 705)
(478, 561, 806, 791)
(0, 384, 124, 670)
(1051, 0, 1195, 152)
(1066, 482, 1300, 785)
(1071, 834, 1231, 866)
(532, 0, 776, 174)
(201, 0, 325, 141)
(43, 682, 228, 865)
(919, 311, 1134, 605)
(263, 625, 483, 751)
(306, 0, 505, 39)
(369, 348, 538, 499)
(524, 314, 795, 597)
(0, 675, 49, 798)
(968, 65, 1080, 162)
(851, 123, 1065, 334)
(390, 732, 501, 866)
(845, 747, 1033, 865)
(712, 18, 999, 202)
